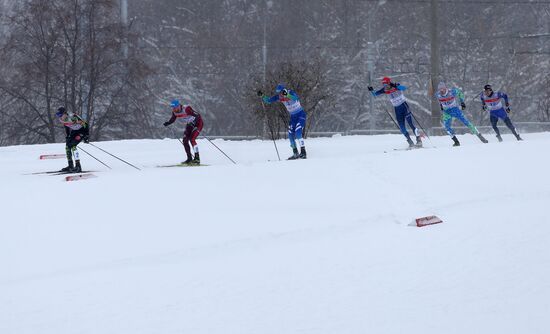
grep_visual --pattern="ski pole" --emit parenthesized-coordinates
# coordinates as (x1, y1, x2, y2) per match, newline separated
(168, 127, 184, 147)
(204, 136, 236, 164)
(167, 121, 236, 164)
(411, 113, 431, 140)
(78, 146, 112, 169)
(384, 109, 400, 131)
(258, 90, 281, 161)
(86, 142, 141, 170)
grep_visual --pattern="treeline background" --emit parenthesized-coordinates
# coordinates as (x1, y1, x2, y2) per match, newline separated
(1, 0, 549, 145)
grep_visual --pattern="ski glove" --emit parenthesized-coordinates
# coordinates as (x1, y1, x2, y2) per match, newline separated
(82, 135, 90, 143)
(506, 107, 511, 114)
(460, 102, 466, 110)
(390, 82, 398, 88)
(367, 86, 374, 91)
(482, 104, 487, 111)
(163, 121, 170, 127)
(257, 90, 263, 97)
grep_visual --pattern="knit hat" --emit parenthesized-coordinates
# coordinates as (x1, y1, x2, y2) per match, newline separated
(437, 82, 447, 90)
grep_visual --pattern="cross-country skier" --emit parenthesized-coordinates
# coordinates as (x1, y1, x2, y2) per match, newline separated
(368, 77, 422, 148)
(259, 84, 307, 159)
(434, 82, 488, 146)
(164, 99, 204, 165)
(480, 84, 522, 142)
(55, 107, 89, 172)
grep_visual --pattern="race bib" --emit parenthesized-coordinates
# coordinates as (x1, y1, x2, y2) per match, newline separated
(438, 95, 458, 109)
(483, 97, 503, 111)
(283, 99, 303, 113)
(389, 92, 406, 106)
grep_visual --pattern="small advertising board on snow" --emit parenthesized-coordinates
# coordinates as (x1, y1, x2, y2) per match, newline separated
(415, 215, 443, 227)
(39, 154, 65, 160)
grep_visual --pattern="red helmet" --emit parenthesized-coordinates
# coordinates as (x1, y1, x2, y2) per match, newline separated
(381, 77, 391, 85)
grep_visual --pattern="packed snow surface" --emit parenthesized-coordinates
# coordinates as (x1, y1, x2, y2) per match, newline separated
(1, 133, 549, 334)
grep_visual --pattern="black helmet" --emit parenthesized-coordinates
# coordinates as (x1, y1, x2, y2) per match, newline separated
(483, 84, 492, 91)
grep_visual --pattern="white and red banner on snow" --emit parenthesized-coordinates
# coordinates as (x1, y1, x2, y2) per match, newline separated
(65, 173, 97, 182)
(39, 154, 65, 160)
(415, 215, 443, 227)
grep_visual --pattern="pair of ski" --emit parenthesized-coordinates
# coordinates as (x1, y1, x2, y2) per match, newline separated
(393, 145, 425, 151)
(28, 169, 98, 181)
(29, 170, 96, 175)
(158, 163, 207, 168)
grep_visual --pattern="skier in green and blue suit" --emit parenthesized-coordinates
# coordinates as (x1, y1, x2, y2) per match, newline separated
(435, 82, 488, 146)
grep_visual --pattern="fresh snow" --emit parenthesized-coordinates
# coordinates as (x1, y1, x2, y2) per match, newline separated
(1, 133, 549, 334)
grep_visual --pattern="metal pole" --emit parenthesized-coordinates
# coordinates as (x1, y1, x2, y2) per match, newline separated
(261, 1, 271, 139)
(367, 44, 375, 131)
(120, 0, 128, 58)
(430, 0, 441, 132)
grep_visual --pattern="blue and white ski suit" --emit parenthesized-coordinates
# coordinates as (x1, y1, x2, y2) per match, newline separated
(372, 84, 419, 140)
(264, 89, 306, 149)
(480, 90, 519, 137)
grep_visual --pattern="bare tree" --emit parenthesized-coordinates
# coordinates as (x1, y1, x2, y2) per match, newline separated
(0, 0, 153, 145)
(246, 59, 334, 140)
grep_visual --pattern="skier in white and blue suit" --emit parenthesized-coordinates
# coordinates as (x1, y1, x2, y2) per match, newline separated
(479, 84, 522, 142)
(261, 84, 307, 159)
(368, 76, 422, 148)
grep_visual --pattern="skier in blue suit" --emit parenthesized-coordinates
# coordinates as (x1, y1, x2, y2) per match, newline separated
(480, 84, 522, 142)
(368, 76, 422, 147)
(259, 84, 307, 160)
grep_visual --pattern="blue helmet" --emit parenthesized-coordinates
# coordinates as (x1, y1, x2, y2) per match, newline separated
(170, 99, 180, 108)
(275, 84, 285, 93)
(55, 107, 66, 117)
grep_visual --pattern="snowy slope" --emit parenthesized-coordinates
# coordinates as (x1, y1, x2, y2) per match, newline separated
(1, 133, 549, 334)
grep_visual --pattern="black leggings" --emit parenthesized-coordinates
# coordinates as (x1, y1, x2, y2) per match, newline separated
(65, 128, 87, 162)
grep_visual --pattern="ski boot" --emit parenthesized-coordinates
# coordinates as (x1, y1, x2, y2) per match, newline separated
(191, 152, 200, 165)
(299, 147, 307, 159)
(407, 138, 415, 148)
(61, 161, 74, 172)
(182, 155, 194, 165)
(477, 133, 489, 143)
(496, 134, 503, 142)
(415, 136, 423, 147)
(451, 136, 460, 147)
(515, 134, 523, 141)
(72, 160, 82, 173)
(288, 147, 299, 160)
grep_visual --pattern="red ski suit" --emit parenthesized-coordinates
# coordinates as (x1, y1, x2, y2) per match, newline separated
(165, 105, 203, 157)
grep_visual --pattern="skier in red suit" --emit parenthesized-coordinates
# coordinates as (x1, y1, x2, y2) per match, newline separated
(164, 99, 204, 164)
